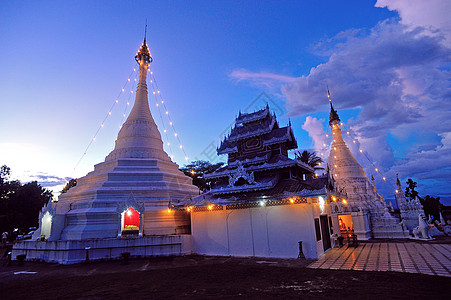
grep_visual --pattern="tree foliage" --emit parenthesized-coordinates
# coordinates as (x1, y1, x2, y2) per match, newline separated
(180, 160, 224, 191)
(420, 195, 442, 221)
(0, 165, 53, 235)
(294, 150, 324, 170)
(403, 178, 442, 221)
(405, 178, 419, 201)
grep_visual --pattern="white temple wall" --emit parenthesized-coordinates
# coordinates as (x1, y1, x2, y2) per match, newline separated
(351, 211, 372, 240)
(191, 202, 331, 259)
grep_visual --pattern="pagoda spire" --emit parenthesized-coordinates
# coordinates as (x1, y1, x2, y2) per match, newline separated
(328, 89, 340, 126)
(105, 32, 168, 162)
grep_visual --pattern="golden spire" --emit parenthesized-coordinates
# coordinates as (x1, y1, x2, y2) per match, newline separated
(328, 89, 340, 126)
(135, 23, 152, 65)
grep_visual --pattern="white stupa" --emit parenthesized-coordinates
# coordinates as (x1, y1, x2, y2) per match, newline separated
(26, 35, 198, 244)
(327, 95, 408, 239)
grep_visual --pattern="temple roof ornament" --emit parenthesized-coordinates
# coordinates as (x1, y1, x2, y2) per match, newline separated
(327, 90, 341, 126)
(329, 102, 341, 126)
(396, 173, 401, 187)
(135, 24, 152, 65)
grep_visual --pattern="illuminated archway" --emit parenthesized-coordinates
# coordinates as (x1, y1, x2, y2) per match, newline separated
(122, 207, 140, 232)
(41, 211, 52, 239)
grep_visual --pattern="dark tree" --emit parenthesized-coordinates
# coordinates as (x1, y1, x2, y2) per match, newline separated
(294, 150, 324, 170)
(0, 165, 11, 185)
(61, 178, 77, 194)
(180, 160, 224, 191)
(405, 178, 419, 201)
(420, 195, 442, 221)
(0, 165, 53, 234)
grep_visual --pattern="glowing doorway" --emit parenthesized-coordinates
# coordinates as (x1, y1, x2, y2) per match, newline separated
(41, 211, 52, 239)
(338, 214, 354, 237)
(122, 207, 140, 232)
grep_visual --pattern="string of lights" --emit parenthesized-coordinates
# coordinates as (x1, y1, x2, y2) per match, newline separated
(117, 71, 138, 134)
(145, 72, 175, 159)
(332, 122, 400, 194)
(147, 66, 190, 162)
(71, 68, 137, 177)
(325, 91, 399, 195)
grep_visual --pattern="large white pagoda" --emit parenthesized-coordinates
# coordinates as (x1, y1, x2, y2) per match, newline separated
(13, 35, 198, 263)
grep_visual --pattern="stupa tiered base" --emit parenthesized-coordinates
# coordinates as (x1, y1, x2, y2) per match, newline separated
(13, 235, 192, 264)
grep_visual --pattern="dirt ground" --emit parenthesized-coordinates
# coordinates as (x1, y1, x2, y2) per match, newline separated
(0, 253, 449, 299)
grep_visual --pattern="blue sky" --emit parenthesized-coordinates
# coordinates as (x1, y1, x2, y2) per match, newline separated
(1, 1, 450, 205)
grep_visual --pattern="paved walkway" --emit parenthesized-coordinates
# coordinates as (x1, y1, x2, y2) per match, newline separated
(308, 242, 451, 277)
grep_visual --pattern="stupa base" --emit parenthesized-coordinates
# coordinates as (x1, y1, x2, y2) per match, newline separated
(12, 235, 192, 264)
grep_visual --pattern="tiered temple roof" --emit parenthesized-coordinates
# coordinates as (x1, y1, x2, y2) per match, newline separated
(179, 106, 331, 208)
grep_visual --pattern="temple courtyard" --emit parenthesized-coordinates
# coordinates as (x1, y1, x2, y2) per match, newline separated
(308, 239, 451, 277)
(1, 238, 450, 299)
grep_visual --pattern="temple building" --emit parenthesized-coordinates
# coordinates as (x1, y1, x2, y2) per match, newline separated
(12, 35, 424, 264)
(13, 36, 198, 263)
(327, 100, 409, 239)
(175, 106, 342, 259)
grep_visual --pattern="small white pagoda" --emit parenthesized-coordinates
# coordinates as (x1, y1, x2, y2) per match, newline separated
(327, 98, 409, 239)
(13, 35, 198, 263)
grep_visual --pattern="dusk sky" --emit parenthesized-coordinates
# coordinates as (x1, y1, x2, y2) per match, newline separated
(1, 1, 450, 205)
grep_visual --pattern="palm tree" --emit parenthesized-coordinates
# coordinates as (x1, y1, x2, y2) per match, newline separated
(295, 150, 324, 170)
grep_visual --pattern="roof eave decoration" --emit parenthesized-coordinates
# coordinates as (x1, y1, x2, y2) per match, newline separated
(116, 193, 145, 214)
(235, 106, 270, 124)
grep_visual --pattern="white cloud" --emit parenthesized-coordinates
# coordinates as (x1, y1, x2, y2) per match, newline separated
(376, 0, 451, 46)
(229, 69, 296, 93)
(301, 116, 327, 153)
